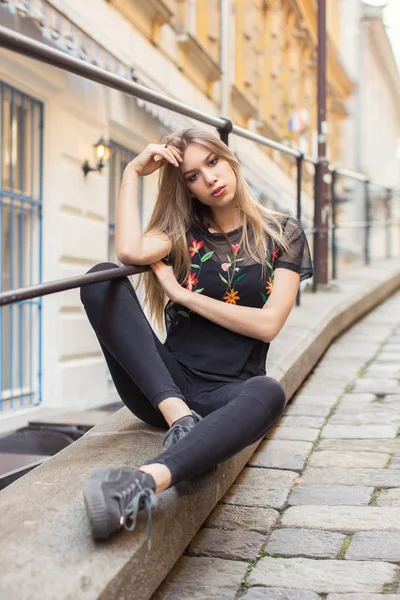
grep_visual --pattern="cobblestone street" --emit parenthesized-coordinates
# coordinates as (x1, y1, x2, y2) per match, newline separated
(156, 289, 400, 599)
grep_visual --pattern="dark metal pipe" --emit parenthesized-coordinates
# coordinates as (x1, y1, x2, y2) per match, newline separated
(364, 180, 371, 265)
(332, 221, 394, 229)
(0, 26, 224, 129)
(331, 169, 337, 280)
(335, 168, 368, 182)
(312, 160, 321, 293)
(0, 22, 393, 314)
(0, 25, 308, 160)
(385, 188, 392, 259)
(218, 117, 233, 146)
(296, 155, 303, 306)
(231, 124, 302, 158)
(316, 0, 329, 285)
(0, 265, 149, 307)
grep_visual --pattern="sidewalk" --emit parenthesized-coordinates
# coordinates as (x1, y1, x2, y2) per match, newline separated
(1, 258, 399, 600)
(155, 290, 400, 599)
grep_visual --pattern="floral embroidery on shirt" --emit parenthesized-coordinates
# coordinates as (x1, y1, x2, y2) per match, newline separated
(266, 276, 274, 295)
(220, 244, 246, 304)
(187, 238, 214, 292)
(260, 245, 278, 303)
(224, 289, 240, 304)
(185, 272, 199, 291)
(188, 238, 204, 258)
(272, 245, 279, 263)
(178, 238, 214, 317)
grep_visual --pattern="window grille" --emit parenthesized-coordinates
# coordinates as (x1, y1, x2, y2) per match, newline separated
(0, 81, 43, 412)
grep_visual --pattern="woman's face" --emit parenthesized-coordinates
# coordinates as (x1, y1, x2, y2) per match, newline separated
(181, 143, 237, 208)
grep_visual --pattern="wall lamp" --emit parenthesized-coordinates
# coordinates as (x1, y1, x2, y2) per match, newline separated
(82, 136, 111, 177)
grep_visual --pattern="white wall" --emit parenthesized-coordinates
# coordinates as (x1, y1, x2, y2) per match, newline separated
(338, 0, 400, 260)
(361, 40, 400, 186)
(0, 44, 166, 412)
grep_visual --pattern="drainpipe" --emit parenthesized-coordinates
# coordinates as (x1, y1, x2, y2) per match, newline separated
(314, 0, 329, 285)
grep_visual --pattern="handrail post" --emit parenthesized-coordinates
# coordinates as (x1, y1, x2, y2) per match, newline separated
(364, 179, 371, 265)
(312, 161, 319, 293)
(315, 0, 329, 287)
(296, 153, 304, 306)
(314, 158, 330, 288)
(313, 157, 329, 292)
(217, 117, 233, 146)
(331, 169, 338, 280)
(385, 187, 392, 259)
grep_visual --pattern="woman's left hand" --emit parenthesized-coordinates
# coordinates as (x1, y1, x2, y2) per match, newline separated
(150, 261, 184, 303)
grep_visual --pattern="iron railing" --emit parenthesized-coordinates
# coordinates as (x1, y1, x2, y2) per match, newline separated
(0, 23, 399, 317)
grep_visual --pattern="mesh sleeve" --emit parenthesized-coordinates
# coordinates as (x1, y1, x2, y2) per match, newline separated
(274, 216, 313, 282)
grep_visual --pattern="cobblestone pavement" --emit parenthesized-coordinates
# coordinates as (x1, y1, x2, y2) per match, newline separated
(154, 289, 400, 600)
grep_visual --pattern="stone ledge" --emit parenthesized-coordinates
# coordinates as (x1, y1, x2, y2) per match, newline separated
(0, 258, 400, 600)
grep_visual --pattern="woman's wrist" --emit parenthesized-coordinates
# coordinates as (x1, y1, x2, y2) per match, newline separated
(123, 163, 142, 181)
(172, 286, 188, 305)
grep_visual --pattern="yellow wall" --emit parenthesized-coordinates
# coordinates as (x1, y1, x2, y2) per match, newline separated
(110, 0, 353, 165)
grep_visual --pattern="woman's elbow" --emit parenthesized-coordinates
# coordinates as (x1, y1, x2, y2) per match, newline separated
(116, 247, 132, 265)
(260, 318, 281, 343)
(261, 329, 277, 344)
(116, 246, 144, 265)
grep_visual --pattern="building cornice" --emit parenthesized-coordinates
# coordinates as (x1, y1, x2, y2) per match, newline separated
(0, 0, 195, 131)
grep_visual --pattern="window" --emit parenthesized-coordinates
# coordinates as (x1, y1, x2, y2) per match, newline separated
(176, 0, 222, 83)
(106, 0, 173, 40)
(0, 82, 43, 412)
(108, 141, 142, 262)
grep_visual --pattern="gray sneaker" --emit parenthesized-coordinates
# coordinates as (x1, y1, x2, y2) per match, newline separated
(83, 467, 156, 541)
(162, 410, 202, 449)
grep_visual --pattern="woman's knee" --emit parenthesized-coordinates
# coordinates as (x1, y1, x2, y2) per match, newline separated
(80, 262, 121, 305)
(87, 261, 119, 275)
(247, 376, 286, 417)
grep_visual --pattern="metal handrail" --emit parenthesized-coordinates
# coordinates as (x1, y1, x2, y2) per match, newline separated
(333, 220, 400, 229)
(0, 23, 398, 309)
(334, 168, 369, 182)
(0, 25, 312, 161)
(0, 26, 225, 129)
(331, 167, 399, 278)
(0, 265, 149, 307)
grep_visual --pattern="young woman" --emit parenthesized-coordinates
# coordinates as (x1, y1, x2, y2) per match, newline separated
(80, 128, 313, 541)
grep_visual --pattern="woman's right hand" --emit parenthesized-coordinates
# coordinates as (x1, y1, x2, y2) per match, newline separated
(126, 143, 183, 177)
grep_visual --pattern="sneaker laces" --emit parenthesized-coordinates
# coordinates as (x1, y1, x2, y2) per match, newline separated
(162, 412, 202, 450)
(162, 423, 192, 449)
(114, 478, 157, 548)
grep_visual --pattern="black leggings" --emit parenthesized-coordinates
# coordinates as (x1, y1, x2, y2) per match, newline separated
(80, 263, 286, 485)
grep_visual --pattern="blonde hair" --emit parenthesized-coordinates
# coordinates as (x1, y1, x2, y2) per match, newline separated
(139, 128, 289, 328)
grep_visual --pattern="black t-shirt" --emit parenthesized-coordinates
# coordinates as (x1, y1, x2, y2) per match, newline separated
(164, 216, 313, 378)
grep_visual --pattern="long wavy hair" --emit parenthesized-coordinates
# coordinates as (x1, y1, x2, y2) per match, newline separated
(139, 128, 290, 328)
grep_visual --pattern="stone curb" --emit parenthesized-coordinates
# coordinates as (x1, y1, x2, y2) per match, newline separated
(0, 259, 399, 600)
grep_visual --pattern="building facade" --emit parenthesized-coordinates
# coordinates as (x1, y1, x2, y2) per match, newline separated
(0, 0, 354, 417)
(337, 0, 400, 260)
